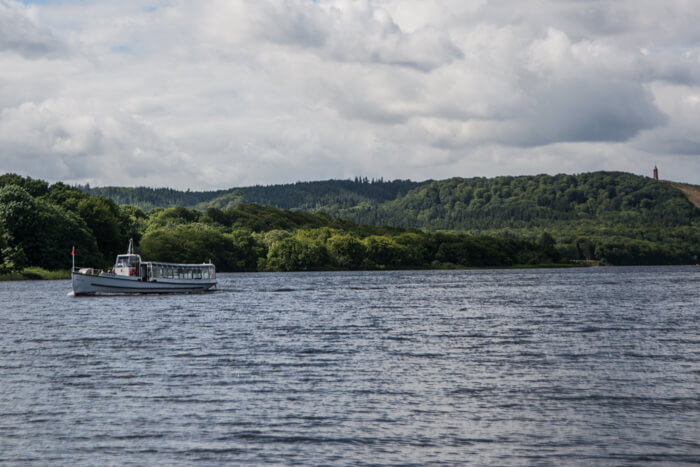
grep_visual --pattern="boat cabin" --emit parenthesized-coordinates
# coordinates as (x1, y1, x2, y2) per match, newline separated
(148, 263, 216, 281)
(111, 239, 215, 282)
(115, 254, 142, 277)
(114, 254, 215, 282)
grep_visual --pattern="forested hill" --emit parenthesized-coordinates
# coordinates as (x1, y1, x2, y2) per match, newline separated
(83, 172, 700, 231)
(82, 178, 422, 212)
(3, 172, 700, 267)
(77, 186, 229, 211)
(341, 172, 700, 230)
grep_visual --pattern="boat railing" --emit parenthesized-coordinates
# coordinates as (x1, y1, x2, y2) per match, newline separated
(74, 267, 104, 276)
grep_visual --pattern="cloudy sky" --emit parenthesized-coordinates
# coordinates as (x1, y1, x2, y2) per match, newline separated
(1, 0, 699, 189)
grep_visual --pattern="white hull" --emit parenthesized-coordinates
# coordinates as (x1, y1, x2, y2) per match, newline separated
(72, 272, 216, 295)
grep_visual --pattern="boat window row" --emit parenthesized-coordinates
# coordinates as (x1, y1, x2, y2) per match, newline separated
(149, 263, 215, 280)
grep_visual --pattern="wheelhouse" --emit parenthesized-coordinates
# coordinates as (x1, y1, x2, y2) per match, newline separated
(115, 254, 141, 276)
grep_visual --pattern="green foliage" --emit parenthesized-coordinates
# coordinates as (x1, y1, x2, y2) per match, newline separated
(16, 267, 71, 280)
(364, 172, 698, 230)
(76, 185, 227, 211)
(82, 178, 421, 212)
(253, 227, 562, 271)
(0, 173, 49, 198)
(362, 235, 407, 269)
(198, 203, 355, 232)
(0, 221, 28, 273)
(1, 245, 28, 273)
(3, 172, 699, 272)
(43, 182, 137, 262)
(138, 223, 263, 271)
(264, 232, 329, 271)
(327, 234, 365, 269)
(0, 184, 103, 269)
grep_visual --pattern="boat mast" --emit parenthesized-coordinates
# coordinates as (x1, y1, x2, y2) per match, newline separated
(127, 238, 133, 255)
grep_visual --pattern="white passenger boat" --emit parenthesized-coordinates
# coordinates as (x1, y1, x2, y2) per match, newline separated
(71, 240, 217, 295)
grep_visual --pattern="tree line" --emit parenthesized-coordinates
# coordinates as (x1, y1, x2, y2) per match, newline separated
(82, 178, 422, 212)
(83, 172, 699, 231)
(3, 172, 699, 272)
(2, 174, 563, 273)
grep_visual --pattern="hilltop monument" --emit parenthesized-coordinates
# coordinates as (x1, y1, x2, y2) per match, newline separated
(653, 166, 659, 180)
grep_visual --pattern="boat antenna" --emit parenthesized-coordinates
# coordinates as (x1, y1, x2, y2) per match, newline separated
(128, 238, 133, 255)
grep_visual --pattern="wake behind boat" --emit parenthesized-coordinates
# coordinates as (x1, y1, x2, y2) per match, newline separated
(71, 240, 217, 295)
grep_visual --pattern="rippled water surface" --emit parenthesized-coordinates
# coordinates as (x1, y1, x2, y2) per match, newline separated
(1, 267, 699, 465)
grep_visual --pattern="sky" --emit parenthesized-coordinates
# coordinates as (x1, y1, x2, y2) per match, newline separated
(1, 0, 700, 190)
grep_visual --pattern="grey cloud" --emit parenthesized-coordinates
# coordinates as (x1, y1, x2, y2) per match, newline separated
(643, 137, 700, 156)
(510, 78, 667, 147)
(0, 0, 67, 58)
(253, 1, 328, 48)
(249, 0, 463, 71)
(635, 52, 700, 86)
(470, 0, 700, 46)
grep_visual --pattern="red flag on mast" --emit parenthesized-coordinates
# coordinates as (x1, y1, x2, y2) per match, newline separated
(71, 246, 75, 256)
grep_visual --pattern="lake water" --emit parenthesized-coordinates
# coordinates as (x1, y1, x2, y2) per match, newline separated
(1, 267, 699, 465)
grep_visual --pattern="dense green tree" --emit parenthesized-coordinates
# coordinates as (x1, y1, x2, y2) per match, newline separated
(45, 182, 136, 260)
(393, 232, 429, 267)
(264, 234, 329, 271)
(327, 234, 366, 269)
(0, 173, 49, 198)
(363, 235, 407, 268)
(0, 222, 27, 273)
(0, 185, 101, 269)
(435, 236, 511, 267)
(139, 223, 243, 270)
(229, 229, 266, 271)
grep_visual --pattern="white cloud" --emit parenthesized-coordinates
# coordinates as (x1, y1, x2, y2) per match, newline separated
(0, 0, 699, 189)
(0, 97, 195, 185)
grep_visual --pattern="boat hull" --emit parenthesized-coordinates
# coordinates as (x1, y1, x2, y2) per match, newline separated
(72, 272, 217, 295)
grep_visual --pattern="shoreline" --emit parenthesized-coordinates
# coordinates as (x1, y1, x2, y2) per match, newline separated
(0, 268, 71, 281)
(0, 262, 591, 281)
(3, 262, 698, 281)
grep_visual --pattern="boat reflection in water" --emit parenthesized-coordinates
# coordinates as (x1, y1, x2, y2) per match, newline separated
(71, 240, 216, 295)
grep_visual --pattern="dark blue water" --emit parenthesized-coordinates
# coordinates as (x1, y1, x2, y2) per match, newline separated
(1, 267, 699, 465)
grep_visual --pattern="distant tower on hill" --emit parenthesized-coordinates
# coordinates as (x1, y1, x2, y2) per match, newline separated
(653, 166, 659, 180)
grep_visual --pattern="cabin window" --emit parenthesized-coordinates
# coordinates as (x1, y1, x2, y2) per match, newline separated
(194, 269, 202, 280)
